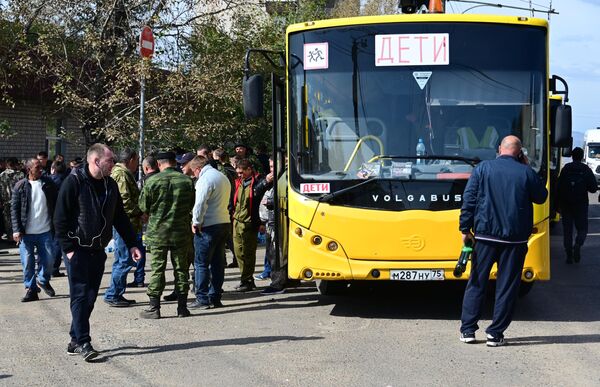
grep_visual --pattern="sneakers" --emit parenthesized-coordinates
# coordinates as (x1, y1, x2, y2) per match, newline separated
(21, 288, 39, 302)
(459, 332, 476, 344)
(211, 300, 224, 308)
(126, 281, 145, 288)
(486, 334, 506, 347)
(235, 281, 256, 292)
(52, 270, 66, 278)
(573, 245, 581, 263)
(104, 297, 131, 307)
(69, 342, 99, 362)
(188, 300, 212, 310)
(226, 261, 238, 268)
(254, 273, 270, 281)
(260, 286, 285, 295)
(37, 281, 56, 297)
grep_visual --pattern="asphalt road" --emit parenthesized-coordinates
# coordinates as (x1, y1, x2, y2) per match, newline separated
(1, 199, 599, 386)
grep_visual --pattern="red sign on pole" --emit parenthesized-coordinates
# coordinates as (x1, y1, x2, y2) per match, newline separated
(140, 26, 154, 59)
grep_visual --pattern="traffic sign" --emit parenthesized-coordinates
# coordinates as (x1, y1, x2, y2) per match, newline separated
(140, 26, 154, 58)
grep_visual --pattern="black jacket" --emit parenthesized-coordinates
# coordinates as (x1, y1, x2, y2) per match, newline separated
(557, 161, 597, 207)
(11, 176, 58, 235)
(53, 165, 136, 253)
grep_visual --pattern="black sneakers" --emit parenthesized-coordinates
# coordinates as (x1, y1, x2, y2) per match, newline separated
(21, 288, 39, 302)
(37, 282, 55, 297)
(68, 342, 99, 362)
(486, 334, 506, 347)
(235, 281, 256, 292)
(459, 332, 476, 344)
(104, 297, 133, 307)
(126, 281, 145, 288)
(260, 286, 285, 295)
(188, 300, 212, 310)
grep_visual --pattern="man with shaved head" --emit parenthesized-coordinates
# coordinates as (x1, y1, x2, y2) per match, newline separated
(458, 135, 547, 347)
(54, 143, 141, 361)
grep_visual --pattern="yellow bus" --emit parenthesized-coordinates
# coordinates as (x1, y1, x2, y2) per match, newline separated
(243, 9, 572, 295)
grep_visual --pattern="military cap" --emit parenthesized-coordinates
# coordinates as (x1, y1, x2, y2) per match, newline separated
(156, 151, 176, 161)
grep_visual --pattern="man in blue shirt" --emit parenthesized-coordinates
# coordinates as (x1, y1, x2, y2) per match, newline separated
(458, 135, 547, 347)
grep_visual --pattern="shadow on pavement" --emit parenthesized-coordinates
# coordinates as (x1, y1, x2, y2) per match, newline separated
(101, 335, 324, 359)
(508, 334, 600, 346)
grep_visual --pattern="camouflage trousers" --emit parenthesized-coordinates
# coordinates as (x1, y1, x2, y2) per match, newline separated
(146, 244, 190, 298)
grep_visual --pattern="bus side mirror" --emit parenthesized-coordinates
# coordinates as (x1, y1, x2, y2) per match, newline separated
(562, 145, 572, 158)
(551, 104, 572, 147)
(243, 74, 264, 118)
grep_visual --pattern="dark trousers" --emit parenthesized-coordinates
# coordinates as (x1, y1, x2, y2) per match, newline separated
(460, 240, 527, 338)
(193, 223, 229, 304)
(64, 249, 107, 345)
(561, 204, 589, 250)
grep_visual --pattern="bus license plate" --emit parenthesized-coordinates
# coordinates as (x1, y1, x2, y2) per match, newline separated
(390, 269, 444, 281)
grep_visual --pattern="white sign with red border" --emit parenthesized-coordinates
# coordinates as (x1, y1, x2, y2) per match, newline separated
(300, 183, 331, 194)
(304, 43, 329, 70)
(375, 33, 449, 66)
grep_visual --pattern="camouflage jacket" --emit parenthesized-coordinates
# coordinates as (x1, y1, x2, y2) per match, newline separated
(0, 169, 25, 208)
(139, 167, 194, 247)
(111, 163, 143, 233)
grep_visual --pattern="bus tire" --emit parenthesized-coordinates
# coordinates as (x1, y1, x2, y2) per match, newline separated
(317, 280, 349, 296)
(518, 281, 535, 297)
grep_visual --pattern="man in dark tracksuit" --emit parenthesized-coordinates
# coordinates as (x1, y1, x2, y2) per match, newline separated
(556, 147, 597, 263)
(54, 144, 141, 362)
(459, 136, 547, 347)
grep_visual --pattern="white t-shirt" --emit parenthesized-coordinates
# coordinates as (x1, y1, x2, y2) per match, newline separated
(25, 180, 51, 235)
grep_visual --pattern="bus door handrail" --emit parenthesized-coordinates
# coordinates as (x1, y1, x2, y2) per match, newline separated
(343, 135, 384, 172)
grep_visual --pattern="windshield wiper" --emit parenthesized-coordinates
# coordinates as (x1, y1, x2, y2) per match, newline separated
(319, 177, 382, 203)
(373, 154, 481, 167)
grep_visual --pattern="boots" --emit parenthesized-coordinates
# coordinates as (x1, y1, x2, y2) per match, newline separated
(573, 244, 581, 263)
(177, 294, 190, 318)
(140, 297, 161, 319)
(163, 291, 177, 301)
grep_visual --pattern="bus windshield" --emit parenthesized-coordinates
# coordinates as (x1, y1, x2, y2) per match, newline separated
(288, 22, 547, 183)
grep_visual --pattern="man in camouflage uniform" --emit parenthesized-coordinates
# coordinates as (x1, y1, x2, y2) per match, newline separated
(139, 151, 195, 319)
(0, 158, 25, 242)
(103, 148, 145, 307)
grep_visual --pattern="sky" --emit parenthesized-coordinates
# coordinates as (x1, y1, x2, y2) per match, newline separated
(446, 0, 600, 146)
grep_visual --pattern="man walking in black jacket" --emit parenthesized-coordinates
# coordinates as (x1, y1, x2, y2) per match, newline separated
(557, 147, 598, 263)
(11, 158, 58, 302)
(54, 143, 141, 362)
(459, 136, 547, 347)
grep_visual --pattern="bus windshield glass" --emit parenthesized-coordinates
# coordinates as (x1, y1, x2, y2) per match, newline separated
(288, 22, 547, 183)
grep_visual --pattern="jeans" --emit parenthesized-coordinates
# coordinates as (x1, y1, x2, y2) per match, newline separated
(64, 249, 107, 345)
(132, 233, 146, 284)
(19, 231, 54, 290)
(194, 223, 230, 304)
(104, 228, 145, 301)
(460, 240, 527, 338)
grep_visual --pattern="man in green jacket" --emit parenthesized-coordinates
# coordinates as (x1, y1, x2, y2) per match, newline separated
(103, 148, 145, 307)
(139, 151, 195, 318)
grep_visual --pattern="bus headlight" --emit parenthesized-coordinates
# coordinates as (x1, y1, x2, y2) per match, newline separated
(312, 235, 322, 245)
(327, 241, 338, 251)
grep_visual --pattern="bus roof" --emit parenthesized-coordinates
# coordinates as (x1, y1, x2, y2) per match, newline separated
(287, 14, 548, 34)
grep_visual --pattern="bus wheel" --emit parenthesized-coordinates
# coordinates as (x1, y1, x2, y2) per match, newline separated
(518, 281, 535, 297)
(317, 280, 349, 295)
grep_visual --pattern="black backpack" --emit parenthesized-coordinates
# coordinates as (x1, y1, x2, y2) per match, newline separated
(558, 168, 587, 204)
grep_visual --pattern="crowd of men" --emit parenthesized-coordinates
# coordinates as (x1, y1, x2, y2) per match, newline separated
(2, 136, 598, 358)
(0, 142, 289, 361)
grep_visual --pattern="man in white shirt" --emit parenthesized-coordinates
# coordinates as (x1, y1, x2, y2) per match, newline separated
(188, 155, 231, 309)
(11, 158, 58, 302)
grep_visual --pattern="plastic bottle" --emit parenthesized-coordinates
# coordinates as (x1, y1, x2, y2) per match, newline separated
(416, 138, 426, 164)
